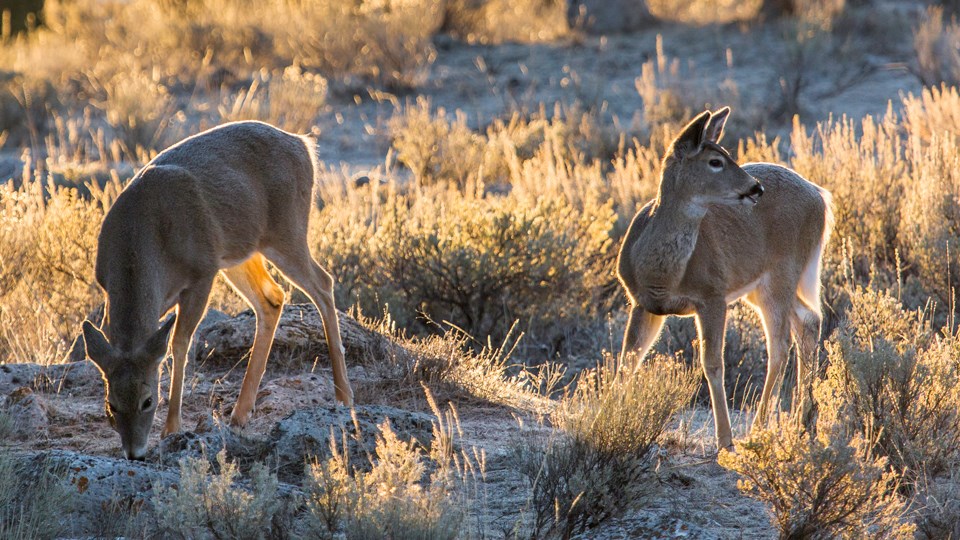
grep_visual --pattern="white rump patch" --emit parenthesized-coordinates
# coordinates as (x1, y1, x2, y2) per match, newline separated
(797, 238, 824, 317)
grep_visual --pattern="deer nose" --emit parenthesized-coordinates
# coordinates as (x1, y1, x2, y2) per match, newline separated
(748, 183, 764, 198)
(124, 448, 146, 461)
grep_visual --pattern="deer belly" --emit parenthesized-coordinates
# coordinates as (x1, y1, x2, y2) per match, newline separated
(219, 254, 254, 269)
(725, 277, 762, 304)
(639, 291, 696, 316)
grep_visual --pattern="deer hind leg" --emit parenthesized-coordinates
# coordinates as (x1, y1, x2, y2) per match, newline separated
(791, 299, 822, 428)
(619, 306, 665, 364)
(750, 288, 793, 433)
(695, 299, 733, 450)
(263, 245, 354, 406)
(163, 278, 215, 437)
(221, 254, 286, 427)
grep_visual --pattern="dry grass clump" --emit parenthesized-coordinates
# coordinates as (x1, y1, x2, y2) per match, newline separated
(784, 85, 960, 314)
(288, 0, 443, 91)
(901, 84, 960, 144)
(388, 99, 625, 191)
(634, 35, 743, 138)
(898, 134, 960, 306)
(440, 0, 569, 44)
(44, 0, 441, 92)
(350, 310, 553, 410)
(388, 97, 485, 188)
(914, 6, 960, 87)
(219, 66, 328, 134)
(0, 0, 442, 150)
(719, 415, 914, 540)
(0, 173, 119, 364)
(514, 354, 699, 538)
(145, 397, 478, 539)
(302, 421, 462, 539)
(647, 0, 762, 25)
(302, 398, 477, 539)
(86, 68, 177, 158)
(790, 110, 905, 272)
(150, 450, 291, 540)
(815, 287, 960, 484)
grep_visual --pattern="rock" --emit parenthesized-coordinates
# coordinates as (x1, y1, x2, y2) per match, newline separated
(264, 404, 435, 483)
(567, 0, 657, 34)
(193, 304, 401, 370)
(256, 373, 337, 415)
(8, 449, 180, 536)
(0, 360, 102, 396)
(9, 445, 307, 536)
(147, 413, 266, 471)
(2, 386, 49, 439)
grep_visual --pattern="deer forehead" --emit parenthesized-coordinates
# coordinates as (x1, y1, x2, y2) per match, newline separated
(105, 369, 158, 401)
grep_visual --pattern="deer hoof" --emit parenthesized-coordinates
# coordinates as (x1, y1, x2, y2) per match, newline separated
(229, 409, 251, 428)
(161, 422, 181, 438)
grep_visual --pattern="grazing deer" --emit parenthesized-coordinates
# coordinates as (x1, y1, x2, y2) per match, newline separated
(617, 108, 831, 450)
(81, 121, 354, 460)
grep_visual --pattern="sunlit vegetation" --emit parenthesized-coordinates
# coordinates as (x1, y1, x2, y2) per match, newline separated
(3, 0, 960, 537)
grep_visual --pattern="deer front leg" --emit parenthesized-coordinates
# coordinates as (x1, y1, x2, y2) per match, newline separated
(620, 305, 665, 363)
(163, 281, 213, 438)
(695, 300, 733, 451)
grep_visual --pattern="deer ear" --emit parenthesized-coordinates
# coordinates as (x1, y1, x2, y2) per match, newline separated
(142, 315, 175, 364)
(82, 320, 115, 375)
(704, 107, 730, 144)
(670, 110, 712, 156)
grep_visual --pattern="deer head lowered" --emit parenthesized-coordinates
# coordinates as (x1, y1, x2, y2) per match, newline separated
(83, 121, 354, 460)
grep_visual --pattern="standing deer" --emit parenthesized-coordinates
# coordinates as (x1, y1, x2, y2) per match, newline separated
(81, 121, 354, 460)
(617, 107, 831, 450)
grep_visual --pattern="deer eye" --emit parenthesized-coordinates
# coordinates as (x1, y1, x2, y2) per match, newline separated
(141, 397, 153, 411)
(708, 158, 723, 168)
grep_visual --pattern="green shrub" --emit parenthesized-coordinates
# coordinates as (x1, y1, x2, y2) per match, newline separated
(374, 192, 616, 349)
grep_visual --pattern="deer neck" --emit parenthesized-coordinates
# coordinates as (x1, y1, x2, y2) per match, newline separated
(635, 193, 706, 288)
(103, 265, 166, 353)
